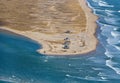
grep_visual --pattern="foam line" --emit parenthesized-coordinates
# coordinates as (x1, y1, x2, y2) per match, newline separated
(106, 59, 120, 75)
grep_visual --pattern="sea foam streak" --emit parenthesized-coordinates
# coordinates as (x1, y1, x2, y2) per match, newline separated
(106, 59, 120, 75)
(111, 31, 120, 37)
(0, 76, 19, 83)
(98, 1, 114, 7)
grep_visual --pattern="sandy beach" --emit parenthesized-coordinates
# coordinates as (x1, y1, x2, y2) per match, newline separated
(0, 0, 98, 55)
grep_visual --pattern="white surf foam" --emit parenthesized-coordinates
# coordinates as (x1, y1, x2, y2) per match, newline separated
(85, 75, 107, 81)
(98, 72, 108, 80)
(114, 45, 120, 51)
(107, 37, 120, 45)
(101, 77, 107, 80)
(65, 74, 83, 80)
(66, 73, 107, 81)
(92, 67, 103, 71)
(105, 51, 114, 58)
(98, 72, 106, 76)
(98, 1, 114, 7)
(104, 17, 117, 25)
(0, 76, 19, 83)
(111, 31, 120, 37)
(105, 9, 115, 16)
(106, 59, 120, 75)
(66, 74, 70, 77)
(118, 10, 120, 13)
(113, 28, 117, 31)
(113, 27, 120, 31)
(105, 9, 115, 13)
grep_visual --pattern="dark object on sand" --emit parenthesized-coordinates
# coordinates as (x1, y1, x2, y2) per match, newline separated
(64, 37, 70, 41)
(63, 45, 69, 49)
(63, 37, 70, 49)
(65, 30, 71, 33)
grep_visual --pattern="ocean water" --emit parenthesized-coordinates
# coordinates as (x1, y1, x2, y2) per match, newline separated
(0, 0, 120, 83)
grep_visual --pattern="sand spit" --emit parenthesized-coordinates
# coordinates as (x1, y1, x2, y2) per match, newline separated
(0, 0, 98, 55)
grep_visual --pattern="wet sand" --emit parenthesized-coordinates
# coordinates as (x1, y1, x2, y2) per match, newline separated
(0, 0, 98, 55)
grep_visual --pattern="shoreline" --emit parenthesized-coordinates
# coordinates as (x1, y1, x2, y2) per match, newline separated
(0, 0, 98, 56)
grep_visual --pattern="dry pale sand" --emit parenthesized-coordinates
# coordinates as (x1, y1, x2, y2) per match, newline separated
(0, 0, 98, 55)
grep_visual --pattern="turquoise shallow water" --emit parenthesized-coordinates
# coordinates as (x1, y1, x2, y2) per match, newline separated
(0, 0, 120, 83)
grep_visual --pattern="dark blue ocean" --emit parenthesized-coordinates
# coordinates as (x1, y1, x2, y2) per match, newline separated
(0, 0, 120, 83)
